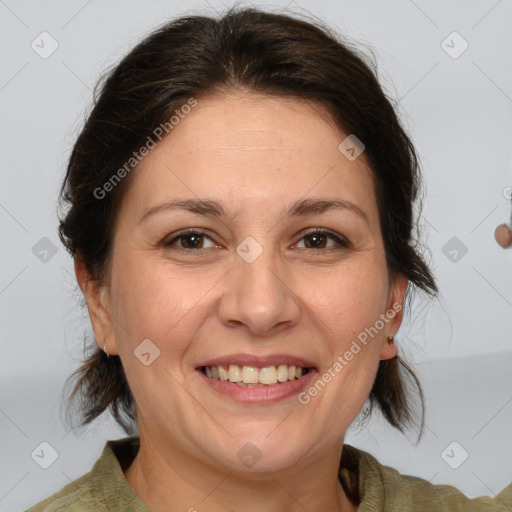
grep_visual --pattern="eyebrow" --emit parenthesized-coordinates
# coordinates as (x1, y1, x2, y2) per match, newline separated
(138, 197, 370, 226)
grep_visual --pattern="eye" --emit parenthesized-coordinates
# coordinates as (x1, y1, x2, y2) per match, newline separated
(162, 228, 350, 253)
(162, 229, 217, 251)
(294, 229, 350, 250)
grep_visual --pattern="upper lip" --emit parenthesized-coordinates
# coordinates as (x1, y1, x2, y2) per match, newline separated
(196, 353, 317, 369)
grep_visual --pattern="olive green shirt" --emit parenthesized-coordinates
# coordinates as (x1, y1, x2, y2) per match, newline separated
(27, 436, 512, 511)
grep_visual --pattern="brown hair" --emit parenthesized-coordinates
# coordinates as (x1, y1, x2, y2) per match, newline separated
(60, 6, 438, 439)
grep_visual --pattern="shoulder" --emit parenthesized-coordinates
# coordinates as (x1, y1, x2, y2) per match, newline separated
(25, 472, 101, 511)
(341, 444, 512, 511)
(26, 436, 143, 511)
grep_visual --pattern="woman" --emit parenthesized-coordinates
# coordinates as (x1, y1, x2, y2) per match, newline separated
(28, 7, 511, 511)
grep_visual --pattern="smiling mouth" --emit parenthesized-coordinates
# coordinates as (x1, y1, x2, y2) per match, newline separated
(200, 364, 311, 387)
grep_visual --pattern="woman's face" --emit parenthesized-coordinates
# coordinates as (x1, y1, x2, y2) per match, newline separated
(84, 91, 407, 473)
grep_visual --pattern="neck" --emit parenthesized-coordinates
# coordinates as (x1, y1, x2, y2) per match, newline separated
(123, 431, 358, 512)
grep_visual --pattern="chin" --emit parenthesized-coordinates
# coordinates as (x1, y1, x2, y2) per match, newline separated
(205, 429, 311, 474)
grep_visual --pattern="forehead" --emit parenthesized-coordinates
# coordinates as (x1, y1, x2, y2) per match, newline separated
(119, 91, 377, 224)
(163, 91, 352, 166)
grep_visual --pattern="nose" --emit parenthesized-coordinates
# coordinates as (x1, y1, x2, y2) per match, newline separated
(217, 246, 301, 337)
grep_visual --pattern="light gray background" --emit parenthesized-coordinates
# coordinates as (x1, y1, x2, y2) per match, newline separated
(1, 0, 511, 511)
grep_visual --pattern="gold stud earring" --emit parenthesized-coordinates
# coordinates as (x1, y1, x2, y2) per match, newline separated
(387, 335, 394, 343)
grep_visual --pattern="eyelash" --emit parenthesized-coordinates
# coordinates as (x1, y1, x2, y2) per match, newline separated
(162, 228, 350, 253)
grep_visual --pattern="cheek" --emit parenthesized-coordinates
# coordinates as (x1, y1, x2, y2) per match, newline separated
(110, 252, 222, 356)
(303, 258, 389, 339)
(299, 259, 387, 412)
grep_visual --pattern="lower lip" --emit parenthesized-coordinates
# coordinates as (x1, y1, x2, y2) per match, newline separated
(196, 368, 317, 403)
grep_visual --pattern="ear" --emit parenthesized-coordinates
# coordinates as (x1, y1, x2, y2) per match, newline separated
(74, 253, 118, 356)
(379, 273, 408, 361)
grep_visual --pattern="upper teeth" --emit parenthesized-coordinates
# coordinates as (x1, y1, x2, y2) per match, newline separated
(203, 364, 306, 385)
